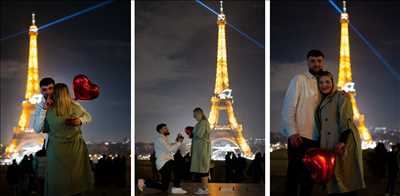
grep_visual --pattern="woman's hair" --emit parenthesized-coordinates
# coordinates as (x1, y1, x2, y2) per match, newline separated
(193, 107, 207, 120)
(53, 83, 73, 117)
(317, 71, 334, 82)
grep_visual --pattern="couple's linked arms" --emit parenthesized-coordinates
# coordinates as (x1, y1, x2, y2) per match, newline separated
(32, 100, 92, 133)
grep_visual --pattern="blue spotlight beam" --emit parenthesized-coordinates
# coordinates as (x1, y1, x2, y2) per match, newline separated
(328, 0, 400, 80)
(0, 30, 27, 41)
(39, 0, 113, 31)
(0, 0, 113, 42)
(195, 0, 264, 49)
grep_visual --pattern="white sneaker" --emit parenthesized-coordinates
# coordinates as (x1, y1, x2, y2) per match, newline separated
(194, 188, 209, 195)
(171, 187, 188, 194)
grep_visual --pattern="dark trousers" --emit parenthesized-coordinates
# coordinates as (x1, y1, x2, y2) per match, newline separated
(173, 151, 185, 178)
(145, 159, 182, 192)
(385, 170, 398, 196)
(285, 137, 319, 196)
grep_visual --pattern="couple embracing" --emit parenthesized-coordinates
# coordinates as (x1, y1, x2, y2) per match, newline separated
(281, 50, 366, 196)
(33, 78, 94, 196)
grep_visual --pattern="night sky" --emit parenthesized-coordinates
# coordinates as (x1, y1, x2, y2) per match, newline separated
(135, 1, 265, 142)
(271, 1, 400, 135)
(0, 1, 130, 144)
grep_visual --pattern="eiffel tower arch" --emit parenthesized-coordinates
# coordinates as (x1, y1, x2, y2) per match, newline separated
(208, 1, 253, 160)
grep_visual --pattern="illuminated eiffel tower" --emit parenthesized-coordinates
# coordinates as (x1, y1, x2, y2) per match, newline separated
(5, 13, 45, 162)
(208, 1, 253, 160)
(337, 1, 372, 142)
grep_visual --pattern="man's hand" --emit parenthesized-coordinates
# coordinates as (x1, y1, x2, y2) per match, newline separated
(176, 133, 184, 143)
(65, 117, 82, 126)
(335, 143, 345, 156)
(44, 97, 54, 110)
(289, 133, 303, 148)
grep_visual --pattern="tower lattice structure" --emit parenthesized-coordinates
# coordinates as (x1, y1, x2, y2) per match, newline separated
(5, 13, 44, 159)
(208, 1, 253, 158)
(337, 1, 372, 142)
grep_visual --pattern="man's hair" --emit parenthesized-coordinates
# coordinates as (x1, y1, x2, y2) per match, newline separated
(306, 49, 325, 59)
(156, 123, 167, 133)
(39, 77, 55, 87)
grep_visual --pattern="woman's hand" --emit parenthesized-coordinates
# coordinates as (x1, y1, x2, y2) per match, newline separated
(289, 133, 303, 148)
(335, 143, 345, 156)
(65, 117, 82, 126)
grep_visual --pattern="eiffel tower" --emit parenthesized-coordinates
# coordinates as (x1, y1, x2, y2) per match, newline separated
(337, 1, 372, 142)
(208, 1, 253, 159)
(5, 13, 45, 162)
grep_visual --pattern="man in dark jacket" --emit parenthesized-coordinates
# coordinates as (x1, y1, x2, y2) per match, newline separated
(385, 144, 399, 196)
(7, 159, 21, 196)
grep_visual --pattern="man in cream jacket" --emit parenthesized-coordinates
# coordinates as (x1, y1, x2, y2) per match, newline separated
(281, 50, 325, 196)
(145, 123, 187, 194)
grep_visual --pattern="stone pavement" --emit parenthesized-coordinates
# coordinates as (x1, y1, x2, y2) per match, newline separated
(136, 182, 265, 196)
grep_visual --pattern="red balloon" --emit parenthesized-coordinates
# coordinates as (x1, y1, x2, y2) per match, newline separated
(72, 74, 100, 100)
(302, 148, 336, 184)
(185, 126, 194, 138)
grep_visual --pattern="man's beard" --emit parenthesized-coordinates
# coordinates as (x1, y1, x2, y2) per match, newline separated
(309, 68, 323, 77)
(163, 132, 170, 136)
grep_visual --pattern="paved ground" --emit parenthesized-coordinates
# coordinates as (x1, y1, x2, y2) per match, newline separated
(136, 182, 265, 196)
(270, 175, 400, 196)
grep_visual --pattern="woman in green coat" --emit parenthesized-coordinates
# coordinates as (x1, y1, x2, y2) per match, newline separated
(44, 83, 94, 196)
(190, 107, 211, 195)
(315, 71, 365, 195)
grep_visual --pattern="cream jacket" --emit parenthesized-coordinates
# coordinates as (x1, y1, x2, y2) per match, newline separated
(281, 72, 320, 140)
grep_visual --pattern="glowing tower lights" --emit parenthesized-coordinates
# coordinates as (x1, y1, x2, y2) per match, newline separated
(208, 1, 253, 160)
(337, 1, 373, 143)
(4, 14, 45, 163)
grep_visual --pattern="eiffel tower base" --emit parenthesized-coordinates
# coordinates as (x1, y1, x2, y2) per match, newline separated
(4, 132, 44, 163)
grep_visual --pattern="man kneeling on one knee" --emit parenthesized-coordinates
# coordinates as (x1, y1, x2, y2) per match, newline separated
(145, 123, 187, 194)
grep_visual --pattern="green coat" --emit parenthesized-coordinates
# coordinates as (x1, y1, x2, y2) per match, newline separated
(190, 119, 211, 173)
(315, 90, 365, 194)
(44, 103, 94, 196)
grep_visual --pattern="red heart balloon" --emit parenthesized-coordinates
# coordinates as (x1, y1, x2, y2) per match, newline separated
(185, 126, 194, 138)
(73, 74, 100, 100)
(303, 148, 336, 184)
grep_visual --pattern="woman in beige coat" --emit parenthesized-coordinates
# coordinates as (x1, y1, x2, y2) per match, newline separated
(44, 83, 94, 196)
(190, 107, 211, 195)
(315, 71, 365, 195)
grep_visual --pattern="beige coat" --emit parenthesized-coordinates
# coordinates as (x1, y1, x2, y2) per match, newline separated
(315, 90, 365, 194)
(44, 103, 94, 196)
(190, 119, 211, 173)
